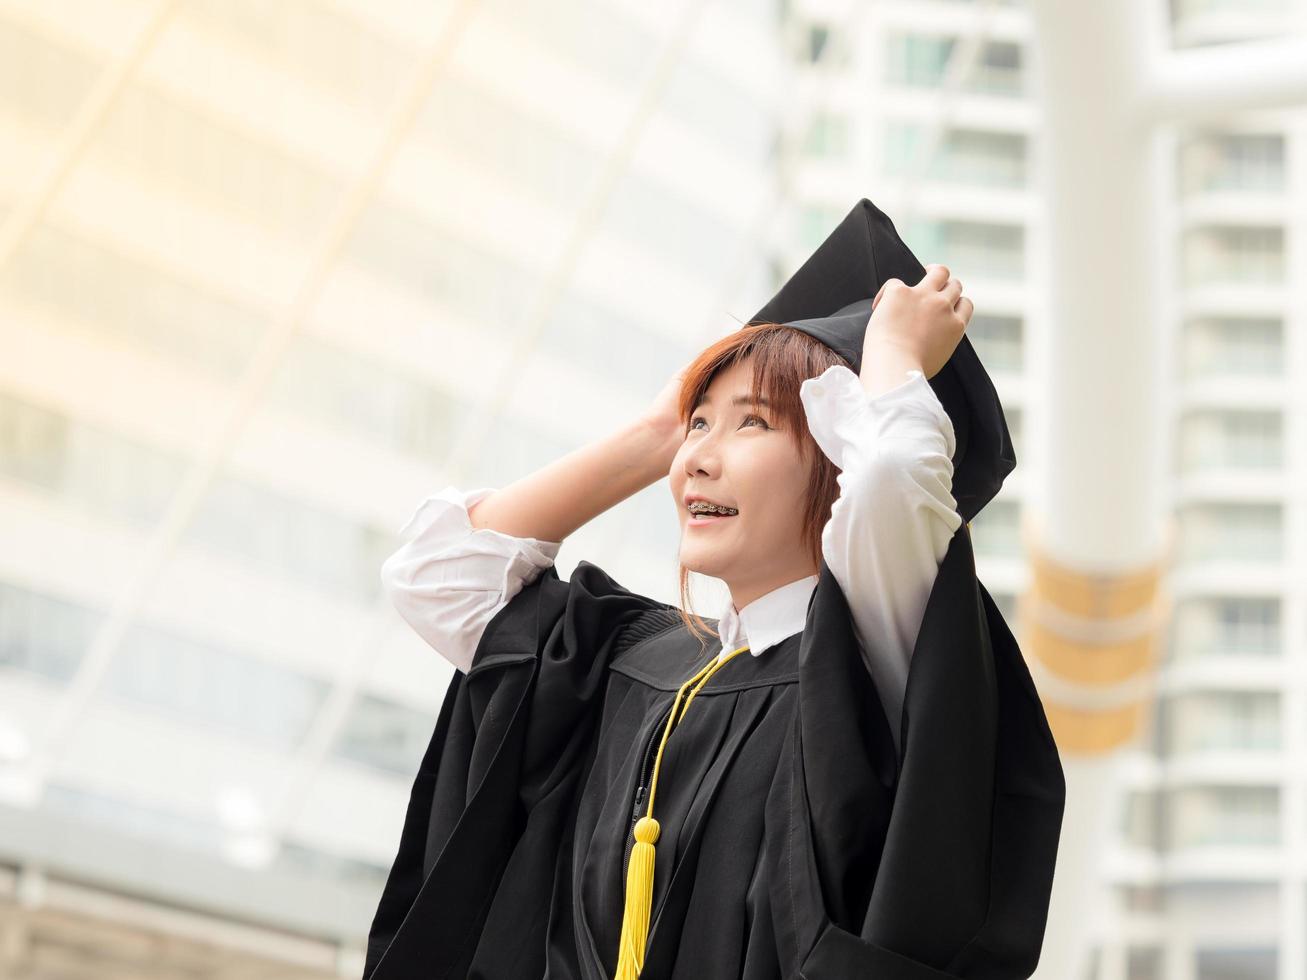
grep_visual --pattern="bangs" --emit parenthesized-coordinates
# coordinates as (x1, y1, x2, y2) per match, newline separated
(678, 323, 850, 457)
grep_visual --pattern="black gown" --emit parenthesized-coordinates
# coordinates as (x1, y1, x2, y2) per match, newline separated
(361, 519, 1065, 979)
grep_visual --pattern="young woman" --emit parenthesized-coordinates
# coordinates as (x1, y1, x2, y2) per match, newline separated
(363, 201, 1065, 980)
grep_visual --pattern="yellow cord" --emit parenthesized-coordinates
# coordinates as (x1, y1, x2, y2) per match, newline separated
(612, 643, 751, 979)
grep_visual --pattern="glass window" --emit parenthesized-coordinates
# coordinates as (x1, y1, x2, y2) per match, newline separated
(1179, 131, 1285, 195)
(886, 34, 1024, 97)
(886, 33, 956, 88)
(800, 22, 850, 66)
(1177, 409, 1282, 473)
(44, 781, 224, 854)
(1122, 787, 1159, 849)
(883, 123, 1027, 188)
(1182, 226, 1284, 286)
(184, 471, 394, 601)
(277, 840, 389, 889)
(1168, 785, 1279, 848)
(103, 621, 329, 750)
(1170, 596, 1281, 660)
(969, 498, 1021, 557)
(974, 40, 1024, 97)
(0, 392, 186, 529)
(966, 313, 1024, 372)
(266, 335, 459, 461)
(1165, 690, 1281, 753)
(333, 692, 434, 775)
(0, 582, 100, 682)
(1175, 0, 1286, 14)
(798, 204, 845, 251)
(1195, 946, 1277, 980)
(1176, 502, 1282, 563)
(802, 110, 850, 158)
(1181, 317, 1282, 380)
(901, 218, 1025, 280)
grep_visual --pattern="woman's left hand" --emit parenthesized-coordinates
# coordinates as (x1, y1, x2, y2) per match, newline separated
(865, 263, 972, 380)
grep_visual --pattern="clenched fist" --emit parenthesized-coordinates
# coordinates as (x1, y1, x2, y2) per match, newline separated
(866, 263, 973, 381)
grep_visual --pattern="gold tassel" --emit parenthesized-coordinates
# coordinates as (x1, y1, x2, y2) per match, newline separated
(613, 815, 661, 979)
(611, 644, 749, 979)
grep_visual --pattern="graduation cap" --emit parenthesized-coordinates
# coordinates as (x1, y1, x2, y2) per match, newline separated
(746, 197, 1015, 524)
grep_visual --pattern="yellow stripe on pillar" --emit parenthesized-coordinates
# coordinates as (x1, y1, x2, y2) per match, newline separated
(1016, 518, 1171, 756)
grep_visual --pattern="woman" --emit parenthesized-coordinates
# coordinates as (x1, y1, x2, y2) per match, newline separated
(363, 200, 1065, 980)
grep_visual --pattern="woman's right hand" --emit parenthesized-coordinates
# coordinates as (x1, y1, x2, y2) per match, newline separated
(643, 360, 691, 442)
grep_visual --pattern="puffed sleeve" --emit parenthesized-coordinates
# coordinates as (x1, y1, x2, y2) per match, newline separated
(379, 485, 562, 673)
(363, 556, 671, 980)
(799, 363, 963, 755)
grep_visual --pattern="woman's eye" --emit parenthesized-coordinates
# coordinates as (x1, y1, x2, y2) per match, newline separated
(687, 414, 769, 432)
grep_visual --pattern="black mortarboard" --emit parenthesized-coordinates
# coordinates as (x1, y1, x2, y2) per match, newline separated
(746, 198, 1015, 524)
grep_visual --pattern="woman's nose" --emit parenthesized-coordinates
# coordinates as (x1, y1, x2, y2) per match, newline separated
(683, 442, 717, 478)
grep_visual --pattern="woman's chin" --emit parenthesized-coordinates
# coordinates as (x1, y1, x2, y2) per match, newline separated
(677, 543, 728, 578)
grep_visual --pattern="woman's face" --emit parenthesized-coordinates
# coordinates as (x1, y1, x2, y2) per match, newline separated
(669, 358, 818, 610)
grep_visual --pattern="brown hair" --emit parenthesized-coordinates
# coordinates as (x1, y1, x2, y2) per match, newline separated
(672, 323, 849, 648)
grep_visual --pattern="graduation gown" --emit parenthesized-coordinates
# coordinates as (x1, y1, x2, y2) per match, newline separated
(361, 518, 1065, 979)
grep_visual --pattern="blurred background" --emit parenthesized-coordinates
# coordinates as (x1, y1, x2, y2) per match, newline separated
(0, 0, 1303, 977)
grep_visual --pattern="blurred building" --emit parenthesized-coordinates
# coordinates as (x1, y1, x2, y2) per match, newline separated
(0, 0, 782, 975)
(1102, 2, 1298, 979)
(777, 1, 1300, 978)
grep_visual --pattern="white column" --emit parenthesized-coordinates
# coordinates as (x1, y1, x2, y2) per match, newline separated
(1026, 3, 1169, 980)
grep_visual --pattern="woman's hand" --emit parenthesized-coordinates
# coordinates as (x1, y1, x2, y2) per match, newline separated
(865, 263, 973, 380)
(643, 360, 691, 441)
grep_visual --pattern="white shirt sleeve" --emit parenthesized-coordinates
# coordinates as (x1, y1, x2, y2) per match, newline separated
(798, 363, 963, 751)
(379, 485, 562, 674)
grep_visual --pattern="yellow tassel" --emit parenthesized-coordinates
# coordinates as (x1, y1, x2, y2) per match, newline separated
(613, 815, 661, 979)
(611, 645, 748, 979)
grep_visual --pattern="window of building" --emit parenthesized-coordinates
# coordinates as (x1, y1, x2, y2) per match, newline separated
(1195, 946, 1277, 980)
(885, 34, 1024, 97)
(1176, 502, 1282, 563)
(1164, 690, 1281, 753)
(1170, 595, 1281, 660)
(1179, 131, 1285, 195)
(1182, 225, 1284, 286)
(966, 313, 1024, 372)
(1176, 409, 1282, 474)
(883, 122, 1027, 187)
(1181, 317, 1282, 381)
(969, 497, 1021, 557)
(802, 110, 850, 158)
(1167, 785, 1280, 848)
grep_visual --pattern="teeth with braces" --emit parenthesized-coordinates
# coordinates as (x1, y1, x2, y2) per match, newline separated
(688, 502, 738, 516)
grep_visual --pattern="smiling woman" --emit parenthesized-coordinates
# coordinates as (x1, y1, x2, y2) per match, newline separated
(364, 199, 1063, 980)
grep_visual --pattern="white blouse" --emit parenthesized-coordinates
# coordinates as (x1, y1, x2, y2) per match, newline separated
(380, 363, 962, 752)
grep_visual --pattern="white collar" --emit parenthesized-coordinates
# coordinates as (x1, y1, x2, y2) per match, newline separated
(715, 574, 819, 661)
